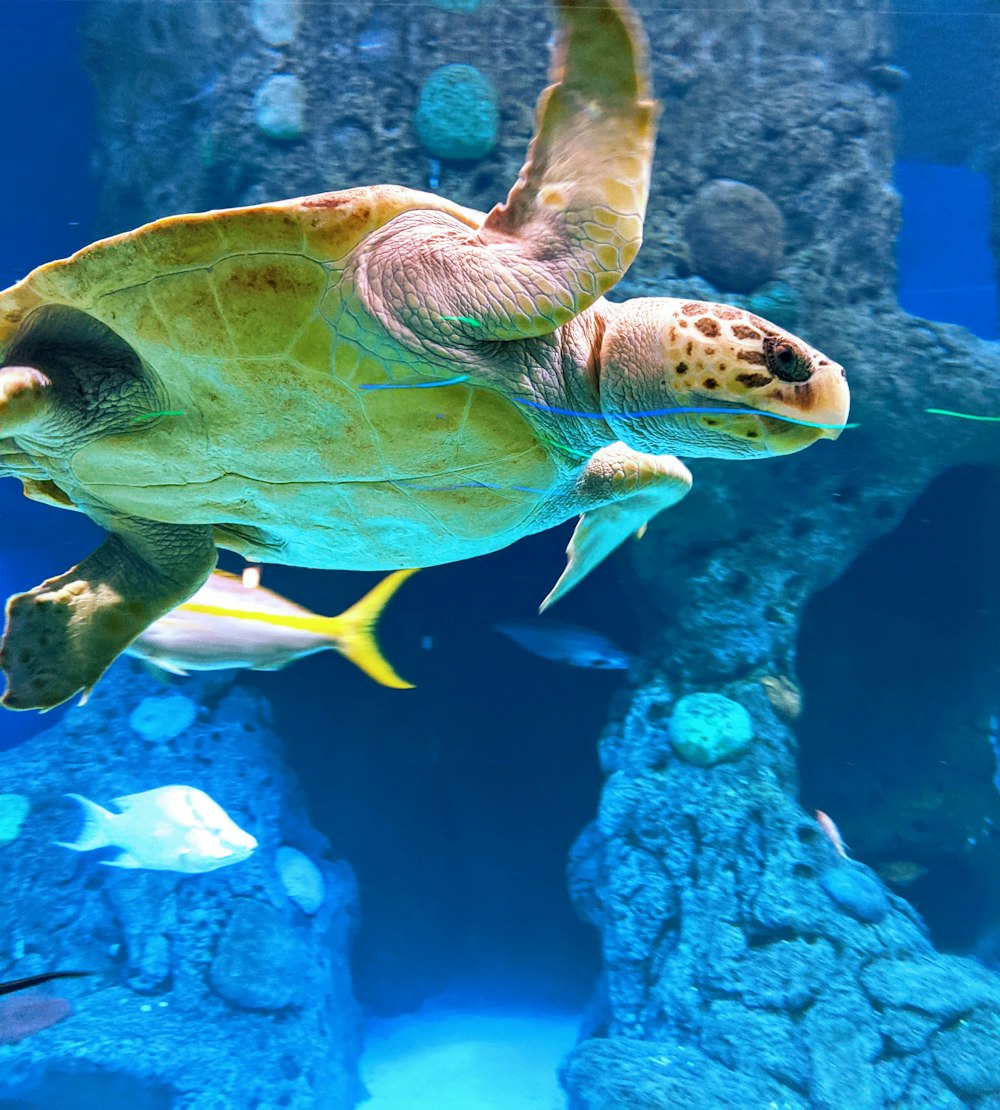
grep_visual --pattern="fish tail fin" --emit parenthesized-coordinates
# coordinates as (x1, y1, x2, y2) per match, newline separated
(54, 794, 113, 852)
(321, 569, 418, 689)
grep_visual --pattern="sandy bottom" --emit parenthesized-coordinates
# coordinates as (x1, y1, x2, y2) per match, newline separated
(361, 1005, 579, 1110)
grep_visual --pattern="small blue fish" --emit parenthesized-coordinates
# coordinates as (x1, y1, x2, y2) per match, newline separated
(494, 619, 631, 670)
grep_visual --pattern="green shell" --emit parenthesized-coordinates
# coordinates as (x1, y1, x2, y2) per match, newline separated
(0, 185, 560, 571)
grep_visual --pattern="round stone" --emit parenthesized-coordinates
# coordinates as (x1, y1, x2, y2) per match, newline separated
(669, 692, 754, 766)
(414, 64, 499, 161)
(683, 179, 785, 293)
(820, 866, 889, 923)
(249, 0, 301, 45)
(254, 74, 306, 141)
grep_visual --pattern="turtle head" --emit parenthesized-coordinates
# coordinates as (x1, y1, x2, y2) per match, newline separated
(598, 298, 850, 459)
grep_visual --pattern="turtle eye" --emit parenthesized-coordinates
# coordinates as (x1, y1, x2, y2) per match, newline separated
(763, 337, 811, 382)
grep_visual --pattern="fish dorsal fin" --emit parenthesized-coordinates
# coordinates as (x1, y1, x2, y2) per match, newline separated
(101, 852, 143, 869)
(111, 792, 147, 812)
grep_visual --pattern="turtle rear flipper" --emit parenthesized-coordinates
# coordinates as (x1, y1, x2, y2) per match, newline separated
(1, 519, 216, 711)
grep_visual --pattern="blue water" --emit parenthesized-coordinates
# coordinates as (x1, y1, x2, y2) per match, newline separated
(0, 2, 998, 1107)
(896, 161, 998, 339)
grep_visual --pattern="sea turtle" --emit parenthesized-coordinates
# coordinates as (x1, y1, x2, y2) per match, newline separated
(0, 0, 849, 711)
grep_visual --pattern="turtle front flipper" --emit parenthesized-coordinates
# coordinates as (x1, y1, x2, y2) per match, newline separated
(364, 0, 656, 344)
(484, 0, 657, 297)
(541, 444, 691, 610)
(1, 519, 216, 711)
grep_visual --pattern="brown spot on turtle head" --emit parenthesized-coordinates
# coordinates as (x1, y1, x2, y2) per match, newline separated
(732, 324, 761, 341)
(736, 372, 773, 389)
(736, 349, 768, 366)
(695, 317, 720, 337)
(714, 305, 740, 320)
(681, 302, 707, 316)
(732, 368, 772, 390)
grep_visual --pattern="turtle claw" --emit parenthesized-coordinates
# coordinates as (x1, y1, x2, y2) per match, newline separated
(0, 366, 51, 437)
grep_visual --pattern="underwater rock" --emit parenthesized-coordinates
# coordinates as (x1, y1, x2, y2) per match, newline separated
(248, 0, 301, 46)
(860, 954, 1000, 1018)
(0, 661, 362, 1108)
(0, 794, 30, 846)
(669, 691, 754, 766)
(820, 865, 889, 923)
(430, 0, 488, 10)
(803, 987, 883, 1110)
(561, 1036, 805, 1110)
(747, 280, 801, 331)
(413, 64, 499, 161)
(277, 845, 325, 915)
(103, 871, 179, 992)
(253, 74, 305, 140)
(683, 179, 785, 294)
(931, 1009, 1000, 1096)
(567, 822, 606, 929)
(128, 693, 197, 743)
(210, 898, 311, 1009)
(568, 669, 1000, 1109)
(356, 11, 399, 72)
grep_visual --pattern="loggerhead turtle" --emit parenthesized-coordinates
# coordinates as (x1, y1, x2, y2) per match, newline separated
(0, 0, 849, 711)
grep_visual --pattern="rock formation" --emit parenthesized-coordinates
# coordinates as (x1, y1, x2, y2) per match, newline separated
(73, 1, 1000, 1105)
(0, 663, 362, 1109)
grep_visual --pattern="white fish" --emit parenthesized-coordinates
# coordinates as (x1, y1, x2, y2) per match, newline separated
(56, 785, 257, 874)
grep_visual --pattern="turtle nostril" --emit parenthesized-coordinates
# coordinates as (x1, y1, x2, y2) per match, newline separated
(763, 336, 811, 382)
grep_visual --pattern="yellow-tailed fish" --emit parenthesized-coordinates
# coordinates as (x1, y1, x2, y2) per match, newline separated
(126, 569, 416, 688)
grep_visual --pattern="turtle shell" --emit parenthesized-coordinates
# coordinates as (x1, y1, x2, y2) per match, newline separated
(0, 185, 564, 569)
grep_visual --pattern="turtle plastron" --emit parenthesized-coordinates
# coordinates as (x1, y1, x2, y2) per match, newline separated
(540, 443, 692, 610)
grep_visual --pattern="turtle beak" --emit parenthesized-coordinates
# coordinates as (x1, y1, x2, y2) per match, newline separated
(766, 357, 850, 444)
(810, 360, 850, 440)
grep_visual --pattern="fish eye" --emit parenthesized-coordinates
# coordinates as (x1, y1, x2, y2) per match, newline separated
(763, 337, 811, 383)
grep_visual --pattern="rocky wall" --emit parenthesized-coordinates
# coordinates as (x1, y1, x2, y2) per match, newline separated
(75, 1, 1000, 1106)
(563, 669, 1000, 1108)
(83, 0, 899, 310)
(0, 663, 362, 1110)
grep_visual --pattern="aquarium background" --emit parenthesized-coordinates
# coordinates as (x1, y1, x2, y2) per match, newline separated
(0, 1, 999, 1107)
